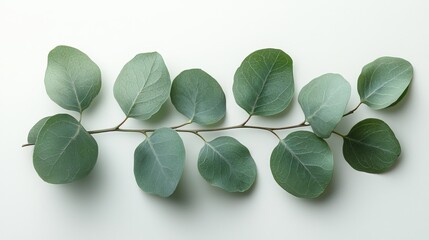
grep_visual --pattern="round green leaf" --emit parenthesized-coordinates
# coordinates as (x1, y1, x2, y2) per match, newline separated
(298, 73, 351, 138)
(198, 136, 256, 192)
(358, 56, 413, 110)
(27, 116, 50, 144)
(270, 131, 333, 198)
(114, 52, 171, 120)
(134, 128, 185, 197)
(44, 45, 101, 113)
(171, 69, 226, 125)
(33, 114, 98, 184)
(343, 118, 401, 173)
(233, 48, 294, 116)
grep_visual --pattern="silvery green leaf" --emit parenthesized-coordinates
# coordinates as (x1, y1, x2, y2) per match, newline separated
(134, 128, 185, 197)
(343, 118, 401, 173)
(233, 48, 294, 116)
(44, 46, 101, 113)
(198, 136, 256, 192)
(33, 114, 98, 183)
(358, 57, 413, 110)
(270, 131, 333, 198)
(27, 116, 50, 144)
(171, 69, 226, 125)
(114, 52, 171, 120)
(298, 73, 351, 138)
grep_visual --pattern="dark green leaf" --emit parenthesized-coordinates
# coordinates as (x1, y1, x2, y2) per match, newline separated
(33, 114, 98, 183)
(44, 46, 101, 113)
(114, 52, 171, 120)
(233, 48, 294, 116)
(198, 136, 256, 192)
(27, 116, 50, 144)
(171, 69, 226, 125)
(298, 73, 351, 138)
(134, 128, 185, 197)
(358, 57, 413, 109)
(343, 118, 401, 173)
(270, 131, 333, 198)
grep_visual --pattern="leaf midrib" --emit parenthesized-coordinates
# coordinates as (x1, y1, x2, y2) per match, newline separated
(364, 63, 411, 101)
(344, 135, 398, 155)
(249, 51, 281, 114)
(280, 140, 325, 190)
(47, 122, 81, 177)
(52, 58, 83, 112)
(146, 137, 168, 179)
(206, 142, 234, 174)
(127, 57, 156, 116)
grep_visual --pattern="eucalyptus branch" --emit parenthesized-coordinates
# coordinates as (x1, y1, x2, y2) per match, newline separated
(24, 46, 412, 199)
(87, 119, 309, 138)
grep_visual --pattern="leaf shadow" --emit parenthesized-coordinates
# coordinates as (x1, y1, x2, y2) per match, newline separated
(204, 172, 258, 200)
(55, 164, 106, 209)
(136, 168, 194, 208)
(387, 154, 403, 172)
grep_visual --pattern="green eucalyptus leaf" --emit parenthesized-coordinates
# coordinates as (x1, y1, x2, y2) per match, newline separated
(33, 114, 98, 184)
(27, 116, 50, 144)
(233, 48, 294, 116)
(198, 136, 256, 192)
(114, 52, 171, 120)
(298, 73, 351, 138)
(44, 45, 101, 113)
(270, 131, 333, 198)
(343, 118, 401, 173)
(358, 57, 413, 109)
(171, 69, 226, 125)
(134, 128, 185, 197)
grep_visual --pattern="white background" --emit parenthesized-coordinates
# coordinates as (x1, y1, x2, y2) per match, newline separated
(1, 0, 428, 239)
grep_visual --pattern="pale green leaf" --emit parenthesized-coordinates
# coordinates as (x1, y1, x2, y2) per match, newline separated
(233, 48, 294, 116)
(270, 131, 333, 198)
(33, 114, 98, 183)
(134, 128, 185, 197)
(27, 116, 50, 144)
(198, 136, 256, 192)
(171, 69, 226, 125)
(358, 57, 413, 109)
(114, 52, 171, 120)
(298, 73, 351, 138)
(44, 45, 101, 113)
(343, 118, 401, 173)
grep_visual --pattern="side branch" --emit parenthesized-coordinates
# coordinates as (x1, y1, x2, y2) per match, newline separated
(343, 102, 362, 117)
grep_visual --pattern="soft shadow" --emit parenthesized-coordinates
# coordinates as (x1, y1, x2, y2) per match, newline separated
(204, 172, 258, 200)
(137, 169, 194, 208)
(165, 174, 191, 203)
(56, 164, 105, 203)
(59, 166, 104, 198)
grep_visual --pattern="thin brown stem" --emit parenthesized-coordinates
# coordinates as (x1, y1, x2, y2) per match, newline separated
(343, 102, 362, 117)
(171, 121, 192, 129)
(332, 130, 346, 138)
(84, 118, 309, 143)
(116, 117, 129, 129)
(177, 130, 207, 142)
(241, 115, 252, 126)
